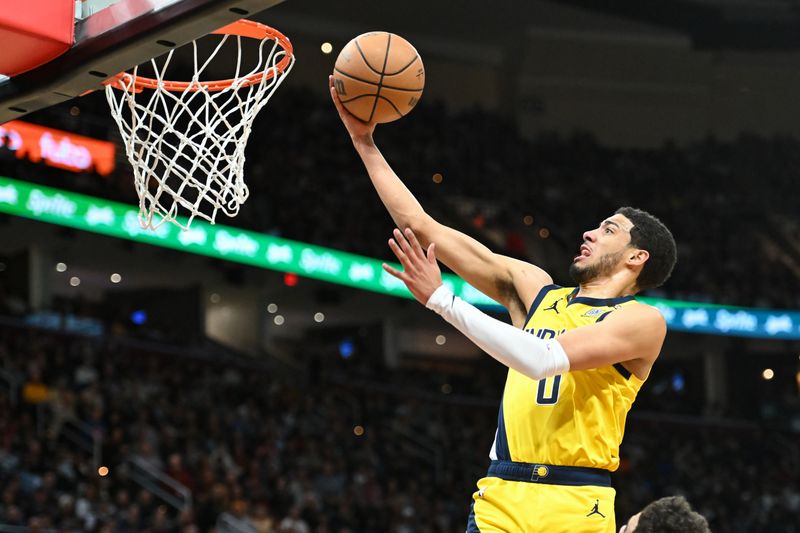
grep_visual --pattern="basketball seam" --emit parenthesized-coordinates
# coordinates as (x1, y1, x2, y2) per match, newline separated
(338, 94, 380, 104)
(368, 33, 392, 123)
(334, 69, 423, 92)
(384, 54, 420, 76)
(339, 94, 405, 118)
(376, 94, 405, 118)
(333, 68, 379, 86)
(354, 41, 384, 76)
(337, 94, 412, 117)
(375, 84, 424, 92)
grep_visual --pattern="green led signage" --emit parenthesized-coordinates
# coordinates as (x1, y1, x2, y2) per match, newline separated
(0, 176, 493, 305)
(1, 175, 799, 339)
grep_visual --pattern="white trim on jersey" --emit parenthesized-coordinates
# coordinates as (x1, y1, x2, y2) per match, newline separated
(489, 428, 499, 461)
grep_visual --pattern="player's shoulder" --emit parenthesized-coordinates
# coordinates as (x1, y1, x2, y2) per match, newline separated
(610, 300, 667, 330)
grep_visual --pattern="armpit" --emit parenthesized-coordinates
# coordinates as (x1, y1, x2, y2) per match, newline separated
(495, 276, 526, 318)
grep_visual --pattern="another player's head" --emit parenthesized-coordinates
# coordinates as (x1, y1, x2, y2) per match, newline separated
(569, 206, 676, 293)
(619, 496, 710, 533)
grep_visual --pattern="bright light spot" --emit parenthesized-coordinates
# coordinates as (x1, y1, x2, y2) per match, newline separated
(97, 466, 109, 477)
(353, 425, 365, 436)
(321, 42, 333, 54)
(762, 368, 774, 380)
(273, 314, 285, 326)
(314, 312, 325, 323)
(69, 276, 80, 287)
(130, 310, 147, 325)
(267, 303, 278, 313)
(539, 228, 550, 239)
(110, 273, 122, 284)
(441, 383, 452, 394)
(339, 340, 355, 359)
(671, 372, 685, 392)
(210, 293, 221, 304)
(432, 173, 443, 184)
(435, 335, 446, 345)
(56, 262, 67, 272)
(523, 215, 534, 226)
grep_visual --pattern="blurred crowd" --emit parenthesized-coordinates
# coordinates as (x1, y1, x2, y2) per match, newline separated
(0, 326, 481, 532)
(1, 324, 798, 532)
(3, 87, 800, 309)
(616, 420, 800, 533)
(234, 89, 800, 309)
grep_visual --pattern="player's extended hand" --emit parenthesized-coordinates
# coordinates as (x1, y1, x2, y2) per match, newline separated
(329, 75, 376, 140)
(383, 228, 443, 305)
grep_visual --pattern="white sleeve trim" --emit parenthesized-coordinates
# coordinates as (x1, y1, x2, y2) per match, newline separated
(425, 285, 570, 380)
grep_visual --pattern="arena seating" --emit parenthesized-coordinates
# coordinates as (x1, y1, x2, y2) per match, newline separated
(1, 323, 798, 532)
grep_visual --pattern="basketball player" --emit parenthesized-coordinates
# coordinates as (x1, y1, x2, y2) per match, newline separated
(330, 77, 677, 532)
(619, 496, 710, 533)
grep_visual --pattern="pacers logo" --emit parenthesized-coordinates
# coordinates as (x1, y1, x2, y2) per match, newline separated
(531, 465, 549, 481)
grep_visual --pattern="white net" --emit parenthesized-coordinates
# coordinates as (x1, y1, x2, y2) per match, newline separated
(105, 24, 294, 230)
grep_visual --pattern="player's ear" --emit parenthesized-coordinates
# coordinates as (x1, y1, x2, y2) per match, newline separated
(627, 249, 649, 266)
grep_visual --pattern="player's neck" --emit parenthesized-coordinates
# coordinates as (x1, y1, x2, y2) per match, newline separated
(575, 272, 638, 300)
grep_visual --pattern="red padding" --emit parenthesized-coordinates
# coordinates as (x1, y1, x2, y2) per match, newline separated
(0, 0, 75, 77)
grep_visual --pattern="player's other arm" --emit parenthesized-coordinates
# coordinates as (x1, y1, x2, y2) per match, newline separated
(329, 77, 551, 315)
(556, 304, 665, 374)
(426, 281, 664, 380)
(385, 228, 665, 380)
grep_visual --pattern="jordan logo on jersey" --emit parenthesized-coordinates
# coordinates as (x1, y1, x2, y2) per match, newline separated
(543, 299, 560, 314)
(586, 500, 606, 518)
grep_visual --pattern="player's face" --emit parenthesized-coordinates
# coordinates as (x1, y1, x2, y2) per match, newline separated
(569, 214, 634, 284)
(619, 512, 641, 532)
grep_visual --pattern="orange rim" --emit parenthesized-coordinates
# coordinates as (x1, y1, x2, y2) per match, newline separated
(104, 20, 293, 92)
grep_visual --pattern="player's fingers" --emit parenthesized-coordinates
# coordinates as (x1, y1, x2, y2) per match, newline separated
(427, 242, 437, 265)
(392, 228, 411, 258)
(403, 228, 425, 259)
(393, 228, 415, 260)
(388, 238, 410, 268)
(329, 83, 342, 106)
(329, 84, 339, 106)
(329, 77, 346, 109)
(382, 263, 407, 281)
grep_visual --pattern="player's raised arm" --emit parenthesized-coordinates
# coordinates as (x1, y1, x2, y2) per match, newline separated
(329, 76, 551, 318)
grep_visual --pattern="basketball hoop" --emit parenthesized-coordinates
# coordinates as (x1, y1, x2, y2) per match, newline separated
(104, 20, 294, 230)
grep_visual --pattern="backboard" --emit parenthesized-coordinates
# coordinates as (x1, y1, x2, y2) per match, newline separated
(0, 0, 287, 124)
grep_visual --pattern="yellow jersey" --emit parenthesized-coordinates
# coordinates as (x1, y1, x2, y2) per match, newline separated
(489, 284, 646, 472)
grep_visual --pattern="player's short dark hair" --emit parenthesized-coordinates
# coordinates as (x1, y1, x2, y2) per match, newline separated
(636, 496, 711, 533)
(615, 207, 677, 291)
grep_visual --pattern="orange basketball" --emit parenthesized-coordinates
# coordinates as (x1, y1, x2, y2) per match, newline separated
(333, 32, 425, 123)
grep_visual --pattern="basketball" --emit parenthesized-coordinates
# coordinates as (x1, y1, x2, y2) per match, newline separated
(333, 32, 425, 123)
